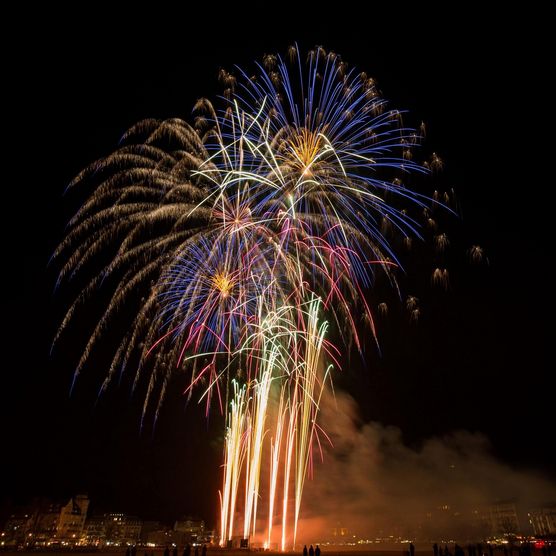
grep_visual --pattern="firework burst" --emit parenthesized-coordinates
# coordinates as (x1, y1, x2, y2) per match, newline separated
(56, 44, 440, 549)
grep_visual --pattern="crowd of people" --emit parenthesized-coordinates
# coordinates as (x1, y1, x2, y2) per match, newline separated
(432, 542, 552, 556)
(302, 544, 321, 556)
(127, 544, 207, 556)
(126, 539, 552, 556)
(165, 544, 206, 556)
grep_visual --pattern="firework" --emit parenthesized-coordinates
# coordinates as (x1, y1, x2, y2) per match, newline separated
(469, 244, 486, 264)
(431, 267, 450, 290)
(434, 232, 450, 252)
(217, 297, 333, 549)
(56, 44, 436, 550)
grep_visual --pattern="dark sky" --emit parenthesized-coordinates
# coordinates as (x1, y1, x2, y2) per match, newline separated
(3, 8, 554, 528)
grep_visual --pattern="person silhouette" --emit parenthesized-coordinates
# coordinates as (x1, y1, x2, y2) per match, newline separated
(410, 543, 415, 556)
(434, 544, 439, 556)
(173, 547, 178, 556)
(315, 546, 321, 556)
(194, 545, 199, 556)
(164, 547, 170, 556)
(309, 545, 315, 556)
(201, 545, 207, 556)
(303, 546, 308, 556)
(184, 545, 191, 556)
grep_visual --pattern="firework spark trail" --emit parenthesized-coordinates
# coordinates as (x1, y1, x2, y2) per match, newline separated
(220, 381, 247, 544)
(242, 357, 272, 539)
(267, 385, 286, 548)
(57, 44, 442, 551)
(293, 298, 331, 547)
(281, 391, 297, 551)
(216, 297, 333, 548)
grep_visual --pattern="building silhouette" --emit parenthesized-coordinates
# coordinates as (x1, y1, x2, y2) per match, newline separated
(174, 517, 205, 543)
(481, 502, 520, 536)
(56, 495, 89, 542)
(1, 495, 89, 548)
(84, 513, 142, 546)
(528, 506, 556, 536)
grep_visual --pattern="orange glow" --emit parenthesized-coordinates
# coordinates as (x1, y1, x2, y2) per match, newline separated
(289, 128, 324, 175)
(212, 272, 234, 298)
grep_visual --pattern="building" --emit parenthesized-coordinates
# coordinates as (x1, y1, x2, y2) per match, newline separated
(484, 502, 520, 536)
(174, 517, 205, 543)
(146, 528, 184, 547)
(84, 513, 143, 547)
(55, 495, 90, 542)
(104, 513, 142, 545)
(1, 512, 34, 547)
(84, 515, 107, 546)
(528, 507, 556, 536)
(140, 521, 161, 544)
(34, 504, 62, 545)
(174, 517, 204, 534)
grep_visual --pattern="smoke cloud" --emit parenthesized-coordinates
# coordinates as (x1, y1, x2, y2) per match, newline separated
(296, 392, 556, 545)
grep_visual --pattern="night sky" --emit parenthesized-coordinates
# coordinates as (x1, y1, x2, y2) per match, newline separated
(3, 8, 554, 527)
